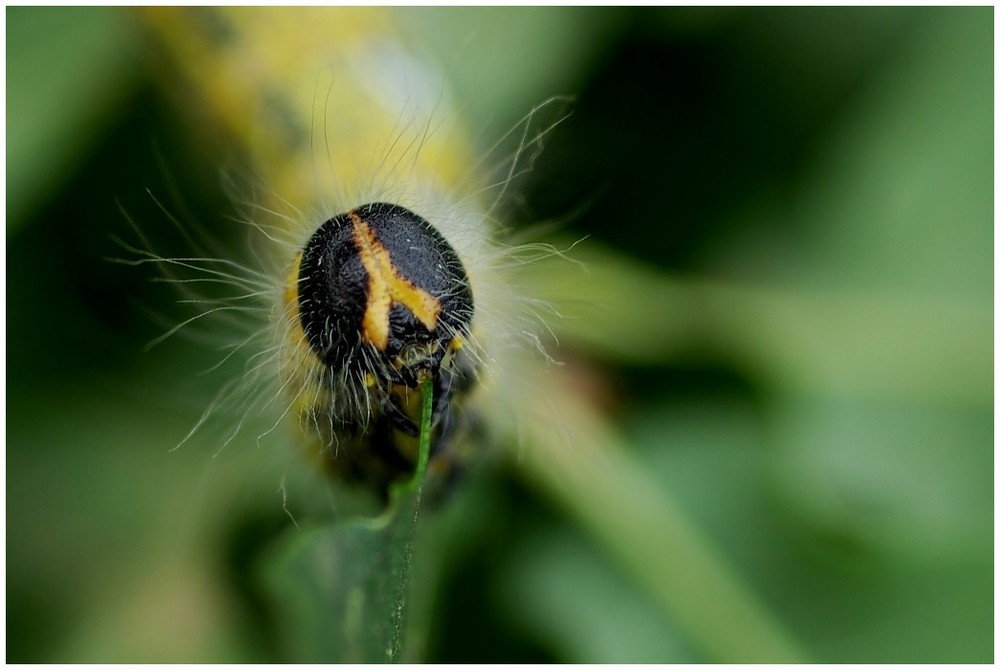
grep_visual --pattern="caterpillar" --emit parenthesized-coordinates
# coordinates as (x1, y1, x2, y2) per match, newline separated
(134, 7, 567, 499)
(120, 10, 808, 663)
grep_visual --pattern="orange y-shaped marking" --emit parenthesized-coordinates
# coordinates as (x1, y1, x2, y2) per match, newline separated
(350, 212, 441, 350)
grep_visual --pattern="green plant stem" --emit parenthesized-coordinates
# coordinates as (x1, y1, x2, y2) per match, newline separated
(412, 378, 434, 490)
(363, 379, 435, 530)
(516, 365, 808, 663)
(377, 378, 435, 661)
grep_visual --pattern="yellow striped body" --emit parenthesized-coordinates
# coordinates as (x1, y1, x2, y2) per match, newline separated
(142, 8, 474, 211)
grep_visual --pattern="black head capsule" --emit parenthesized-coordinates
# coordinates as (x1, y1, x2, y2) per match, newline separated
(297, 202, 474, 388)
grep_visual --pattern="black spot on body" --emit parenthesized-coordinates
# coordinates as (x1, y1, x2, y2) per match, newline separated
(261, 87, 309, 153)
(187, 7, 238, 47)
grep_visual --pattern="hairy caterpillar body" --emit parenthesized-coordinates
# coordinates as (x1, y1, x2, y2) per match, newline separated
(138, 7, 560, 496)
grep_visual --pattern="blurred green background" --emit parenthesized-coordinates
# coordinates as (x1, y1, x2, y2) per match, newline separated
(7, 7, 993, 663)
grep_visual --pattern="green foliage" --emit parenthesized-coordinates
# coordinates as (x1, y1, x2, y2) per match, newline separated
(259, 380, 435, 662)
(7, 7, 138, 230)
